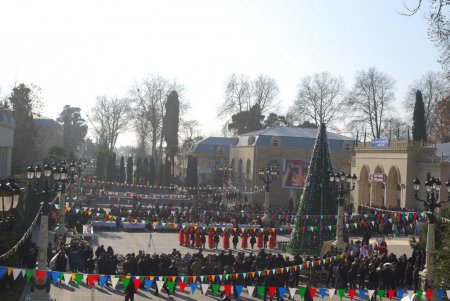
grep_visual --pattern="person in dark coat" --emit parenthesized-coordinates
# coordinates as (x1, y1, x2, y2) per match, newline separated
(124, 274, 135, 301)
(250, 234, 256, 249)
(232, 234, 239, 249)
(404, 263, 414, 289)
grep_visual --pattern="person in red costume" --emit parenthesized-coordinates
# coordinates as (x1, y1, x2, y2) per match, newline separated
(179, 228, 184, 246)
(241, 231, 248, 249)
(208, 230, 214, 249)
(375, 238, 388, 255)
(257, 231, 264, 249)
(268, 232, 276, 249)
(195, 231, 202, 248)
(223, 231, 230, 249)
(184, 229, 190, 247)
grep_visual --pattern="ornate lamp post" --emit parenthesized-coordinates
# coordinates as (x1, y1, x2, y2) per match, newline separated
(217, 163, 233, 206)
(330, 171, 357, 250)
(25, 164, 55, 301)
(413, 176, 450, 288)
(55, 165, 68, 238)
(258, 161, 279, 226)
(0, 180, 19, 233)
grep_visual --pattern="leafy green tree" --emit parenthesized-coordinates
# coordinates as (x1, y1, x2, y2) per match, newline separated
(9, 84, 39, 174)
(57, 105, 88, 154)
(126, 157, 133, 184)
(228, 104, 264, 135)
(44, 146, 68, 163)
(163, 91, 180, 176)
(149, 158, 156, 185)
(432, 222, 450, 287)
(412, 90, 427, 142)
(119, 156, 126, 183)
(263, 113, 288, 128)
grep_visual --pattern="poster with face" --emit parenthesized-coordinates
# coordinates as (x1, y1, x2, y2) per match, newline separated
(282, 159, 309, 189)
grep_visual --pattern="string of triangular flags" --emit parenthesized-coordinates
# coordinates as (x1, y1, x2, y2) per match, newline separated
(78, 188, 191, 200)
(0, 203, 43, 261)
(79, 177, 265, 193)
(1, 266, 448, 301)
(65, 206, 424, 233)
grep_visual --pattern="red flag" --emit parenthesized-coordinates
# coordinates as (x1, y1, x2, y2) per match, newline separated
(388, 290, 395, 300)
(426, 290, 433, 300)
(224, 284, 232, 296)
(309, 288, 317, 299)
(35, 270, 46, 283)
(269, 287, 276, 298)
(179, 282, 187, 293)
(349, 289, 356, 300)
(133, 278, 141, 290)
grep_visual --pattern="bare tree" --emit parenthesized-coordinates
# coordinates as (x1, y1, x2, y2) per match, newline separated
(401, 0, 450, 79)
(87, 96, 130, 152)
(218, 74, 252, 118)
(403, 71, 449, 137)
(289, 72, 345, 127)
(252, 74, 280, 115)
(129, 75, 186, 162)
(218, 74, 280, 118)
(346, 68, 396, 139)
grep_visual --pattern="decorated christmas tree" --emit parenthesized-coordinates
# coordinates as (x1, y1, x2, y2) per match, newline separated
(290, 123, 337, 254)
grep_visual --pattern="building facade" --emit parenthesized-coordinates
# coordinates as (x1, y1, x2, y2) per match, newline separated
(184, 137, 233, 185)
(33, 114, 64, 160)
(229, 126, 355, 208)
(0, 107, 15, 179)
(351, 140, 450, 210)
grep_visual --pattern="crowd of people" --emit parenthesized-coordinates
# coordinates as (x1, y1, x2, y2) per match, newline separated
(41, 234, 427, 301)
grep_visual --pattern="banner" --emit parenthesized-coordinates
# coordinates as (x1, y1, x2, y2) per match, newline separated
(282, 159, 309, 189)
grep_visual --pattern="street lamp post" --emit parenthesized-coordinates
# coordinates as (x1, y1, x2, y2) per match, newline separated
(25, 164, 56, 301)
(55, 164, 68, 238)
(258, 162, 279, 226)
(217, 163, 233, 206)
(413, 177, 450, 288)
(330, 171, 357, 251)
(0, 180, 20, 234)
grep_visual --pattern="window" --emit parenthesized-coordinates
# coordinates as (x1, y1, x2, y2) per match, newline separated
(272, 138, 278, 147)
(345, 143, 350, 150)
(238, 159, 243, 178)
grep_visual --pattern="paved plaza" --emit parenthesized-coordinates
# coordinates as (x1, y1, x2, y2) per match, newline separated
(20, 229, 413, 301)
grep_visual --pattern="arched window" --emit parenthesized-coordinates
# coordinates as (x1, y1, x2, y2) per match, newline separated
(238, 159, 243, 178)
(246, 159, 251, 179)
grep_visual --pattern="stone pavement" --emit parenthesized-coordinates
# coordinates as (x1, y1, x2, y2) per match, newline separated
(24, 229, 412, 301)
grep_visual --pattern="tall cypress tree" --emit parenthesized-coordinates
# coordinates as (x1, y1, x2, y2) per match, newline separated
(164, 157, 171, 185)
(412, 90, 427, 142)
(106, 152, 117, 181)
(136, 157, 142, 184)
(142, 157, 149, 184)
(126, 157, 133, 184)
(163, 91, 180, 176)
(290, 123, 337, 254)
(158, 160, 164, 185)
(192, 156, 198, 188)
(149, 158, 156, 185)
(119, 156, 126, 183)
(96, 150, 106, 180)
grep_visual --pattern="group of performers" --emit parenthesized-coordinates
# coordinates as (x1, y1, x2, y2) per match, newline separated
(178, 228, 277, 250)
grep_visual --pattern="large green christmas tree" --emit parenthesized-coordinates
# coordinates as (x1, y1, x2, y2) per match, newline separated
(290, 123, 337, 254)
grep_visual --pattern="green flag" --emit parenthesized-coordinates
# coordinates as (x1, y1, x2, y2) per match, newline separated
(75, 274, 83, 286)
(211, 284, 220, 296)
(258, 286, 265, 298)
(299, 287, 307, 298)
(122, 278, 130, 290)
(166, 282, 175, 293)
(338, 289, 345, 300)
(25, 269, 34, 282)
(378, 289, 385, 300)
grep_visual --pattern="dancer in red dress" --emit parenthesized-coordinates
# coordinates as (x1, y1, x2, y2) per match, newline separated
(268, 232, 276, 249)
(179, 228, 184, 246)
(208, 230, 214, 249)
(195, 231, 202, 248)
(257, 231, 264, 249)
(184, 229, 190, 247)
(241, 231, 248, 249)
(223, 231, 230, 249)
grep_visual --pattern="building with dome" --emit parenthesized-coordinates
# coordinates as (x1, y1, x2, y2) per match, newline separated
(33, 114, 64, 160)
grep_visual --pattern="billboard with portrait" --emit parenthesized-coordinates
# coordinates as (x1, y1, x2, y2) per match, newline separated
(282, 159, 310, 189)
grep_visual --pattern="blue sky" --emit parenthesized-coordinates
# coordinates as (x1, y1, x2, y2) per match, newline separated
(0, 0, 441, 145)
